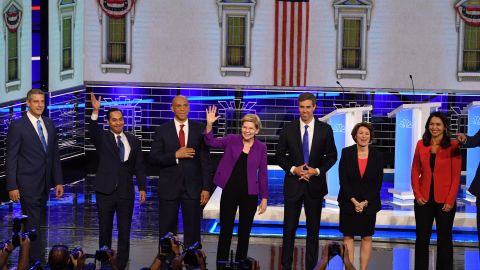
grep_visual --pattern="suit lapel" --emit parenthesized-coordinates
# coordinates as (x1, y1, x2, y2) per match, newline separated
(309, 120, 322, 161)
(349, 146, 363, 180)
(108, 131, 119, 156)
(292, 120, 303, 159)
(168, 121, 181, 148)
(186, 121, 195, 148)
(125, 133, 135, 160)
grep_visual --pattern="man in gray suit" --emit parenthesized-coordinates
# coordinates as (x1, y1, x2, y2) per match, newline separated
(6, 89, 64, 263)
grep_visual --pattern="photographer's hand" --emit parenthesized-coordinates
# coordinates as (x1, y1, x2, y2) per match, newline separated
(17, 236, 30, 270)
(0, 242, 15, 270)
(107, 249, 119, 270)
(171, 255, 184, 270)
(70, 250, 87, 270)
(313, 243, 329, 270)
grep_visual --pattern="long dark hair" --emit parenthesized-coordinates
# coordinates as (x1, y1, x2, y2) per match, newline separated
(422, 111, 451, 148)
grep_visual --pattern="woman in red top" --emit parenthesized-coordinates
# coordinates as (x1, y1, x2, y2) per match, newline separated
(411, 111, 461, 270)
(337, 122, 384, 270)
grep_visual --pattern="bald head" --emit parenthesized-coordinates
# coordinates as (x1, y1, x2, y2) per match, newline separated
(172, 95, 189, 123)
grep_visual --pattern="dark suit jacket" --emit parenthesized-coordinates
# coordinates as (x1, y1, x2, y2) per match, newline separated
(89, 118, 146, 199)
(276, 119, 337, 199)
(149, 120, 212, 200)
(6, 113, 63, 199)
(466, 130, 480, 197)
(337, 145, 384, 215)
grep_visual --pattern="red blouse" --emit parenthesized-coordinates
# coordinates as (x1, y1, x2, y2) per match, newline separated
(358, 157, 368, 178)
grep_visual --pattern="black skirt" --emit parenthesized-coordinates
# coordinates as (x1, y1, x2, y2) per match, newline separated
(339, 209, 377, 237)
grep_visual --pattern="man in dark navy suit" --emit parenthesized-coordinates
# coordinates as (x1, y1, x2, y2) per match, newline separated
(276, 92, 337, 270)
(149, 95, 212, 248)
(89, 92, 146, 270)
(458, 130, 480, 251)
(6, 89, 64, 263)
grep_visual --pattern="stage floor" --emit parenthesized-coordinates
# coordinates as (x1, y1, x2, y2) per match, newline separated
(0, 176, 478, 269)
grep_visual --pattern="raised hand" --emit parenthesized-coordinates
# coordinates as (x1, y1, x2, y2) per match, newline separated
(206, 105, 220, 125)
(456, 133, 467, 144)
(90, 92, 102, 112)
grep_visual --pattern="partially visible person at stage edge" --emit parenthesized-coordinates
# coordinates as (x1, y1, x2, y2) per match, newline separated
(6, 89, 64, 263)
(276, 92, 337, 270)
(457, 130, 480, 251)
(411, 111, 461, 270)
(204, 106, 268, 263)
(88, 92, 147, 270)
(337, 122, 383, 270)
(149, 95, 212, 248)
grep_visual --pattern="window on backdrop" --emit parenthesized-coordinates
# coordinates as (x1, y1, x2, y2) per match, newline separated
(333, 0, 372, 80)
(7, 30, 18, 82)
(463, 24, 480, 72)
(107, 17, 126, 64)
(227, 16, 246, 66)
(62, 17, 72, 70)
(342, 18, 361, 70)
(217, 0, 255, 76)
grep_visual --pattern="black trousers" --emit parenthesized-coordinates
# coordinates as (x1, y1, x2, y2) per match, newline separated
(158, 193, 201, 248)
(414, 200, 456, 270)
(216, 189, 258, 262)
(282, 190, 323, 270)
(96, 192, 134, 270)
(20, 194, 47, 264)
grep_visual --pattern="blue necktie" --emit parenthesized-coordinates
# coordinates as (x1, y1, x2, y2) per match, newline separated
(303, 124, 309, 165)
(37, 120, 47, 152)
(117, 135, 125, 162)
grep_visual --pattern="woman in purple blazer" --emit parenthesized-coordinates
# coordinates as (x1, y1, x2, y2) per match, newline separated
(205, 105, 268, 263)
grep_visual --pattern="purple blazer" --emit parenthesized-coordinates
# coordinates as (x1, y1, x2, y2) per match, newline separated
(204, 131, 268, 199)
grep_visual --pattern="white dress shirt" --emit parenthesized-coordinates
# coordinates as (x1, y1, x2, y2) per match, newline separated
(91, 112, 131, 161)
(174, 118, 189, 164)
(27, 111, 48, 143)
(290, 118, 320, 176)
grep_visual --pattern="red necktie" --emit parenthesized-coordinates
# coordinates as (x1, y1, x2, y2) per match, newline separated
(179, 124, 185, 147)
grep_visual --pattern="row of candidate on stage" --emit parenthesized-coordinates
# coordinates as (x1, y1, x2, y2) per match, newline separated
(4, 90, 480, 270)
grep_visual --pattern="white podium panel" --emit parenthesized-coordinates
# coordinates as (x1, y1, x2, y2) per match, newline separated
(387, 103, 441, 206)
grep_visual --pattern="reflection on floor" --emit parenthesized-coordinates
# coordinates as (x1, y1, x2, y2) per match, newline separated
(0, 176, 478, 270)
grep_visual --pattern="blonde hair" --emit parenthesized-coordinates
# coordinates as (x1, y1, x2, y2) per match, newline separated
(241, 114, 262, 130)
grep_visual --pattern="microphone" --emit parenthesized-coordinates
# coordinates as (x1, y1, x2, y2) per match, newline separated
(409, 75, 415, 102)
(336, 81, 345, 105)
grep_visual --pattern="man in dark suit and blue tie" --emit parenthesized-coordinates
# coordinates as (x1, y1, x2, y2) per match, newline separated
(276, 92, 337, 270)
(149, 95, 212, 248)
(89, 92, 146, 270)
(6, 89, 64, 263)
(457, 130, 480, 251)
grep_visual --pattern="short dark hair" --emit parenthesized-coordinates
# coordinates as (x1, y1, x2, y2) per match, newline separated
(26, 89, 45, 101)
(106, 108, 123, 120)
(351, 122, 374, 143)
(298, 92, 316, 106)
(422, 111, 451, 148)
(48, 245, 70, 270)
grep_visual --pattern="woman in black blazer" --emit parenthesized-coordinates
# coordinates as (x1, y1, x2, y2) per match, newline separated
(337, 122, 384, 270)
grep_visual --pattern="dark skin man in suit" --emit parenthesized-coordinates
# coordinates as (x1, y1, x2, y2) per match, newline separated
(276, 92, 337, 270)
(150, 95, 212, 248)
(6, 89, 64, 263)
(89, 92, 146, 270)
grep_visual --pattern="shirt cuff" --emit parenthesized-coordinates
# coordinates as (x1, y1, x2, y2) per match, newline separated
(290, 166, 295, 175)
(315, 168, 320, 176)
(91, 112, 99, 121)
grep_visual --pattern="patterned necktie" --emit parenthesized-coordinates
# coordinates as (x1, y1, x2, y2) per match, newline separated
(37, 120, 47, 152)
(303, 124, 309, 165)
(179, 124, 185, 147)
(117, 135, 125, 162)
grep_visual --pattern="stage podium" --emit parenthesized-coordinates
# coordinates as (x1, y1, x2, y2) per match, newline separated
(464, 101, 480, 203)
(387, 102, 441, 206)
(319, 106, 373, 206)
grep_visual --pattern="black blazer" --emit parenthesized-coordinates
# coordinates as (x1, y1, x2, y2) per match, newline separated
(466, 130, 480, 197)
(149, 120, 212, 200)
(89, 118, 146, 199)
(6, 114, 63, 199)
(337, 145, 384, 215)
(276, 119, 337, 199)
